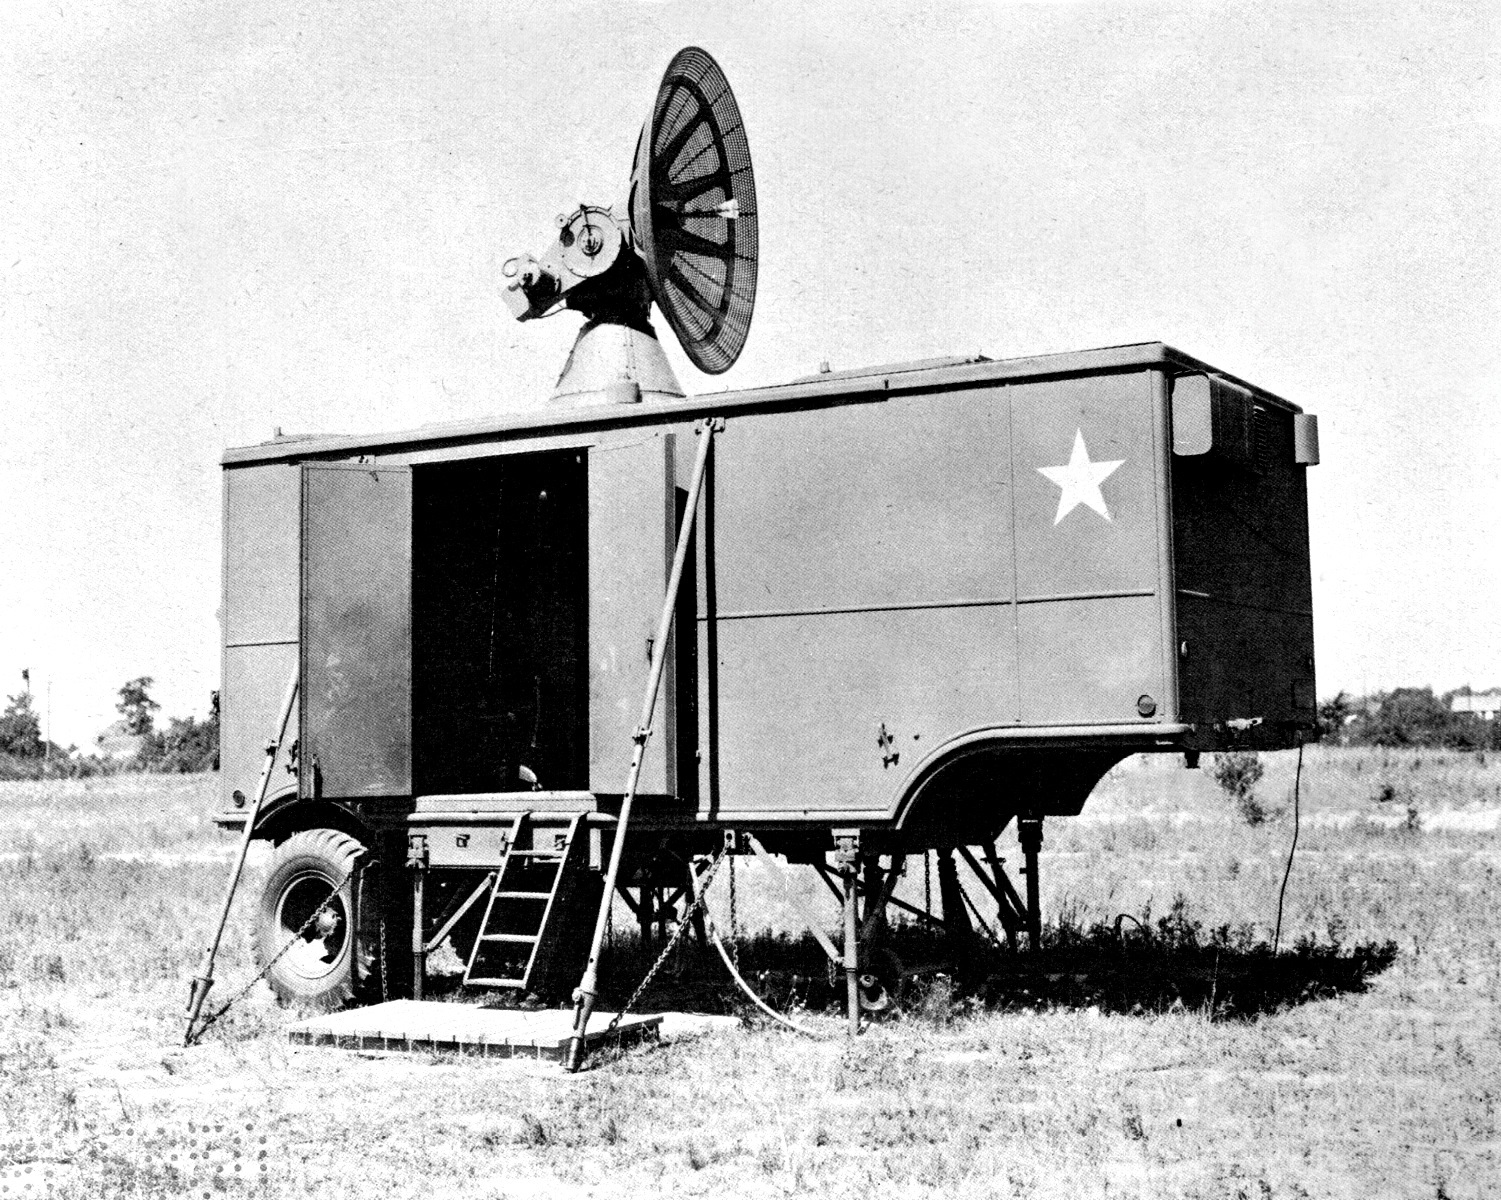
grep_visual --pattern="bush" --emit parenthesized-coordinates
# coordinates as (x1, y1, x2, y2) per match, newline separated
(119, 681, 219, 774)
(1347, 687, 1489, 749)
(1318, 691, 1352, 744)
(1211, 751, 1270, 825)
(0, 692, 43, 759)
(146, 713, 219, 774)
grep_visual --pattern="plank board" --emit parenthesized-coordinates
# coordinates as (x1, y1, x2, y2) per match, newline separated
(286, 1000, 661, 1061)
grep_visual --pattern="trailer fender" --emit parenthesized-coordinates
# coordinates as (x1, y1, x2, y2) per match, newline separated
(890, 728, 1136, 844)
(252, 797, 372, 847)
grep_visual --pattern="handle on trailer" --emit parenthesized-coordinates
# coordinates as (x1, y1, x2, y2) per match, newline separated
(184, 673, 299, 1046)
(566, 419, 718, 1072)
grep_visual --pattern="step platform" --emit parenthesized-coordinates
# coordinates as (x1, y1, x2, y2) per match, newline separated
(286, 1000, 661, 1061)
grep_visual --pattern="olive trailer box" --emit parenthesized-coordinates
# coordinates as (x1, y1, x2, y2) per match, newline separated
(220, 342, 1316, 838)
(216, 342, 1318, 1000)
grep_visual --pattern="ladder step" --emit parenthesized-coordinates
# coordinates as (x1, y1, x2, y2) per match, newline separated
(462, 810, 588, 993)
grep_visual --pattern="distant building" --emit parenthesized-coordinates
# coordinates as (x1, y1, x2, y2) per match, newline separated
(95, 720, 146, 761)
(1451, 691, 1501, 721)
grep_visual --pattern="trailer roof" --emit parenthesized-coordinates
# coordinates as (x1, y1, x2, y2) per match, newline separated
(222, 341, 1303, 467)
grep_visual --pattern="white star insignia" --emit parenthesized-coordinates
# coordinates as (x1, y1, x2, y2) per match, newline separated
(1037, 429, 1125, 525)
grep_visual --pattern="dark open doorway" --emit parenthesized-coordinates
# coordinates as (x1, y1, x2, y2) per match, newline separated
(412, 450, 588, 795)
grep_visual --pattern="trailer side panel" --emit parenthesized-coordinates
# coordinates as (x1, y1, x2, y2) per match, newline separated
(221, 462, 301, 813)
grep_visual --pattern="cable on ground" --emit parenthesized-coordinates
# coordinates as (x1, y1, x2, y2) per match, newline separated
(1272, 737, 1305, 955)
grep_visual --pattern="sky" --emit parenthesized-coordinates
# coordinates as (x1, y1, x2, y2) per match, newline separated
(1, 0, 1497, 748)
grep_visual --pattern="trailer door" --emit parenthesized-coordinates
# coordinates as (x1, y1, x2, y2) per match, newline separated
(300, 463, 412, 799)
(588, 432, 676, 797)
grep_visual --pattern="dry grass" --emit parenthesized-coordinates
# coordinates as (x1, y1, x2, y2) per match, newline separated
(1, 748, 1499, 1198)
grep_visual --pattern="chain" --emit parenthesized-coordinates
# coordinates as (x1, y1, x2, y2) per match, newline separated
(185, 856, 374, 1046)
(606, 845, 728, 1034)
(954, 872, 1007, 951)
(728, 851, 739, 973)
(379, 908, 389, 1003)
(924, 850, 931, 919)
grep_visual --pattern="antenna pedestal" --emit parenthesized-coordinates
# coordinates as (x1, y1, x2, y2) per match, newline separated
(551, 317, 685, 407)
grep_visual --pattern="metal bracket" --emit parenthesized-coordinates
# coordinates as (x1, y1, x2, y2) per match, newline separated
(405, 834, 429, 870)
(422, 870, 497, 956)
(832, 829, 861, 870)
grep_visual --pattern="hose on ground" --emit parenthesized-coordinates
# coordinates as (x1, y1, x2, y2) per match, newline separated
(689, 860, 824, 1038)
(1272, 737, 1306, 956)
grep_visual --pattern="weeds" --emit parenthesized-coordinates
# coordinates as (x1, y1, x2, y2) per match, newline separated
(1211, 751, 1272, 825)
(580, 897, 1396, 1026)
(517, 1113, 548, 1147)
(0, 755, 1496, 1197)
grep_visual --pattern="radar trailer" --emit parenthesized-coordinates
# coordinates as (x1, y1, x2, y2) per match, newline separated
(189, 48, 1321, 1069)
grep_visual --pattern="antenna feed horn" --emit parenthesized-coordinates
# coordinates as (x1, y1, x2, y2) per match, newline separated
(501, 254, 558, 318)
(502, 205, 627, 321)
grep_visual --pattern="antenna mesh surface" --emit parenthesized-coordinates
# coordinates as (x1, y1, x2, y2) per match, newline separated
(634, 47, 758, 374)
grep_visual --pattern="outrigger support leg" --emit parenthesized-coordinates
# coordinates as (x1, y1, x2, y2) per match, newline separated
(1017, 814, 1044, 952)
(638, 887, 654, 958)
(565, 419, 717, 1073)
(408, 834, 429, 1001)
(935, 850, 974, 955)
(686, 861, 709, 952)
(184, 673, 298, 1046)
(833, 831, 861, 1038)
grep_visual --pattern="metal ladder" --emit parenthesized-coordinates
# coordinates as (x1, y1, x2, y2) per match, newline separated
(464, 811, 587, 991)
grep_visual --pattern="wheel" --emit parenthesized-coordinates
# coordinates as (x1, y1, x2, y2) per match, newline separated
(256, 829, 378, 1010)
(858, 948, 904, 1015)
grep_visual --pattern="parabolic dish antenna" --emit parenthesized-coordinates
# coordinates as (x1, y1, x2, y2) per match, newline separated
(503, 47, 759, 404)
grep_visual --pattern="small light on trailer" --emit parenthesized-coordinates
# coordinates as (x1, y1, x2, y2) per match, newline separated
(1136, 695, 1158, 718)
(232, 790, 246, 809)
(1293, 413, 1320, 465)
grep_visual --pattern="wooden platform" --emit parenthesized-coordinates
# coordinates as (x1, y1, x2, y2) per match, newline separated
(286, 1000, 661, 1061)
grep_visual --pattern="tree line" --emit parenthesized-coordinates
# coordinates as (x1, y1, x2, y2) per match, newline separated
(0, 676, 219, 779)
(1319, 686, 1501, 750)
(4, 673, 1495, 778)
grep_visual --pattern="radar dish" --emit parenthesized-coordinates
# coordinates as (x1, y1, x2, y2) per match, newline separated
(630, 47, 758, 375)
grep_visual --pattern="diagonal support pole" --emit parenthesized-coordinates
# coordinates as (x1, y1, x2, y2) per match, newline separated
(981, 841, 1026, 948)
(859, 855, 905, 942)
(185, 673, 298, 1046)
(746, 834, 843, 966)
(957, 844, 1024, 950)
(566, 419, 718, 1072)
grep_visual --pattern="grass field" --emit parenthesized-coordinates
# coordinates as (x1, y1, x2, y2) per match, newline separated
(1, 747, 1499, 1198)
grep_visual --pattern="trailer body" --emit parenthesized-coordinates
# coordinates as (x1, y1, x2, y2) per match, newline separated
(220, 343, 1315, 841)
(215, 343, 1317, 1000)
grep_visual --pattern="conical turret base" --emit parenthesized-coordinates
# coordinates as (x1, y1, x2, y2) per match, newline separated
(550, 318, 685, 407)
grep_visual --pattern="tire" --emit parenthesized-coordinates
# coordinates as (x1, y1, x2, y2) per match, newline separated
(858, 947, 904, 1016)
(256, 829, 379, 1011)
